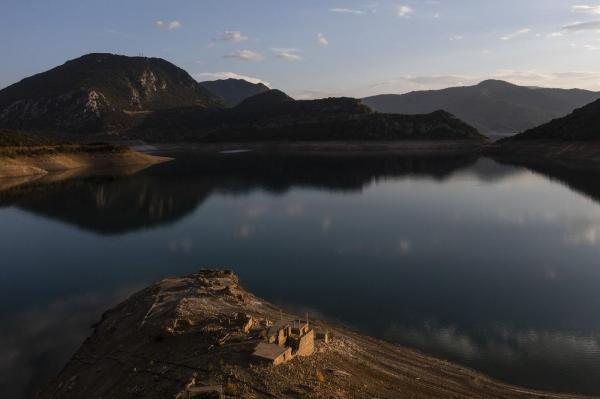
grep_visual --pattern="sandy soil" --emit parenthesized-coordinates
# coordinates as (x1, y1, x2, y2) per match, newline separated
(38, 270, 593, 399)
(0, 150, 171, 179)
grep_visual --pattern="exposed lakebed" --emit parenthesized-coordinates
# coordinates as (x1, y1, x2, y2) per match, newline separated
(2, 150, 600, 397)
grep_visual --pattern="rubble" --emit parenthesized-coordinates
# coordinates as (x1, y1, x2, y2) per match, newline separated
(37, 269, 589, 399)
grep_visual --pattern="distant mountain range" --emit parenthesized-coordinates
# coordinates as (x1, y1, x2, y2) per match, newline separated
(0, 53, 222, 133)
(0, 53, 484, 142)
(362, 80, 600, 138)
(4, 53, 599, 144)
(134, 89, 486, 142)
(199, 78, 270, 107)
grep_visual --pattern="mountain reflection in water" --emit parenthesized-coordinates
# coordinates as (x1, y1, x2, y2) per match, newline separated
(2, 151, 600, 398)
(0, 152, 486, 234)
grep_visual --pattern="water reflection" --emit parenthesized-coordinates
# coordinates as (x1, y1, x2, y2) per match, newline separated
(0, 152, 484, 234)
(2, 152, 600, 397)
(0, 284, 145, 399)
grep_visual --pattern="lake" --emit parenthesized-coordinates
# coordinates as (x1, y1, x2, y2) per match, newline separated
(2, 150, 600, 398)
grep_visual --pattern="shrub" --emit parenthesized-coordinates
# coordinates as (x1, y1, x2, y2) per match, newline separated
(224, 383, 238, 396)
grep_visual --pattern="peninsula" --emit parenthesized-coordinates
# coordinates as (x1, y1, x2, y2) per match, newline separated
(0, 129, 170, 179)
(39, 270, 591, 399)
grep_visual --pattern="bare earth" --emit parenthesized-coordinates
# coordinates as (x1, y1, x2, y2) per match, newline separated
(0, 148, 171, 179)
(39, 270, 593, 399)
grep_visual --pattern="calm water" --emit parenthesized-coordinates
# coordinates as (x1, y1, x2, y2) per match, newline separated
(3, 151, 600, 398)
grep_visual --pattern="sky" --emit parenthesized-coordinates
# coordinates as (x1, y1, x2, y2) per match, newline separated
(1, 0, 600, 98)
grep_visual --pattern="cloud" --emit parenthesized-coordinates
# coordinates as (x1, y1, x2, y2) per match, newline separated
(397, 238, 413, 254)
(492, 69, 600, 89)
(561, 20, 600, 32)
(214, 30, 248, 42)
(383, 320, 600, 368)
(397, 5, 413, 17)
(235, 224, 255, 238)
(322, 216, 333, 232)
(193, 72, 271, 87)
(155, 20, 182, 30)
(167, 238, 193, 253)
(223, 49, 264, 61)
(501, 28, 531, 41)
(272, 48, 302, 61)
(0, 285, 142, 399)
(572, 5, 600, 14)
(330, 7, 365, 15)
(318, 33, 329, 45)
(285, 203, 305, 216)
(449, 35, 464, 41)
(402, 75, 472, 86)
(292, 89, 339, 100)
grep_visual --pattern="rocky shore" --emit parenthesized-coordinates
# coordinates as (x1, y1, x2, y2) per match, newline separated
(38, 270, 591, 399)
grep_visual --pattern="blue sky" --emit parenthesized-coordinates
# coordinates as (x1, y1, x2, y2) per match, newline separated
(1, 0, 600, 98)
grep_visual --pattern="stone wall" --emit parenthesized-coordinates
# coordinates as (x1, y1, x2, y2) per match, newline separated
(296, 330, 315, 357)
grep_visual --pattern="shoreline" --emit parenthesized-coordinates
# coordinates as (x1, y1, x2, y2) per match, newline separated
(485, 140, 600, 173)
(141, 140, 486, 155)
(0, 147, 172, 179)
(38, 270, 593, 399)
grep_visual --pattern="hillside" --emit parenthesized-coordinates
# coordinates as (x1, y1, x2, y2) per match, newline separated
(199, 78, 270, 107)
(0, 53, 222, 134)
(487, 99, 600, 166)
(363, 80, 600, 137)
(134, 90, 487, 142)
(505, 98, 600, 141)
(0, 128, 170, 178)
(0, 129, 58, 147)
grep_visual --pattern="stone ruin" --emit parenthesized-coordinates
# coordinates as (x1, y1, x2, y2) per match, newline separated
(252, 318, 315, 366)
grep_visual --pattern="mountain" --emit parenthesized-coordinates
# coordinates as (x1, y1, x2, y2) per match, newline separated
(0, 53, 484, 142)
(134, 90, 486, 142)
(199, 78, 270, 107)
(506, 98, 600, 141)
(0, 128, 58, 146)
(362, 80, 600, 138)
(0, 53, 222, 134)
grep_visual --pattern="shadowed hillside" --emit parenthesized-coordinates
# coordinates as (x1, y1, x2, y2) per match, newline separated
(199, 78, 270, 107)
(134, 90, 486, 142)
(0, 53, 223, 133)
(363, 80, 600, 137)
(504, 98, 600, 141)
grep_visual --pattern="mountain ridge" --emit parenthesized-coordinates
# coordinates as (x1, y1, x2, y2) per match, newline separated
(505, 98, 600, 141)
(0, 53, 223, 133)
(133, 92, 486, 142)
(362, 80, 600, 137)
(199, 78, 270, 107)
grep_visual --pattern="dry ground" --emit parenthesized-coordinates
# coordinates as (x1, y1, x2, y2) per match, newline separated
(38, 270, 594, 399)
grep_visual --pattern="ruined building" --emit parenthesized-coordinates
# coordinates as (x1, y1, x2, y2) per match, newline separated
(252, 318, 315, 365)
